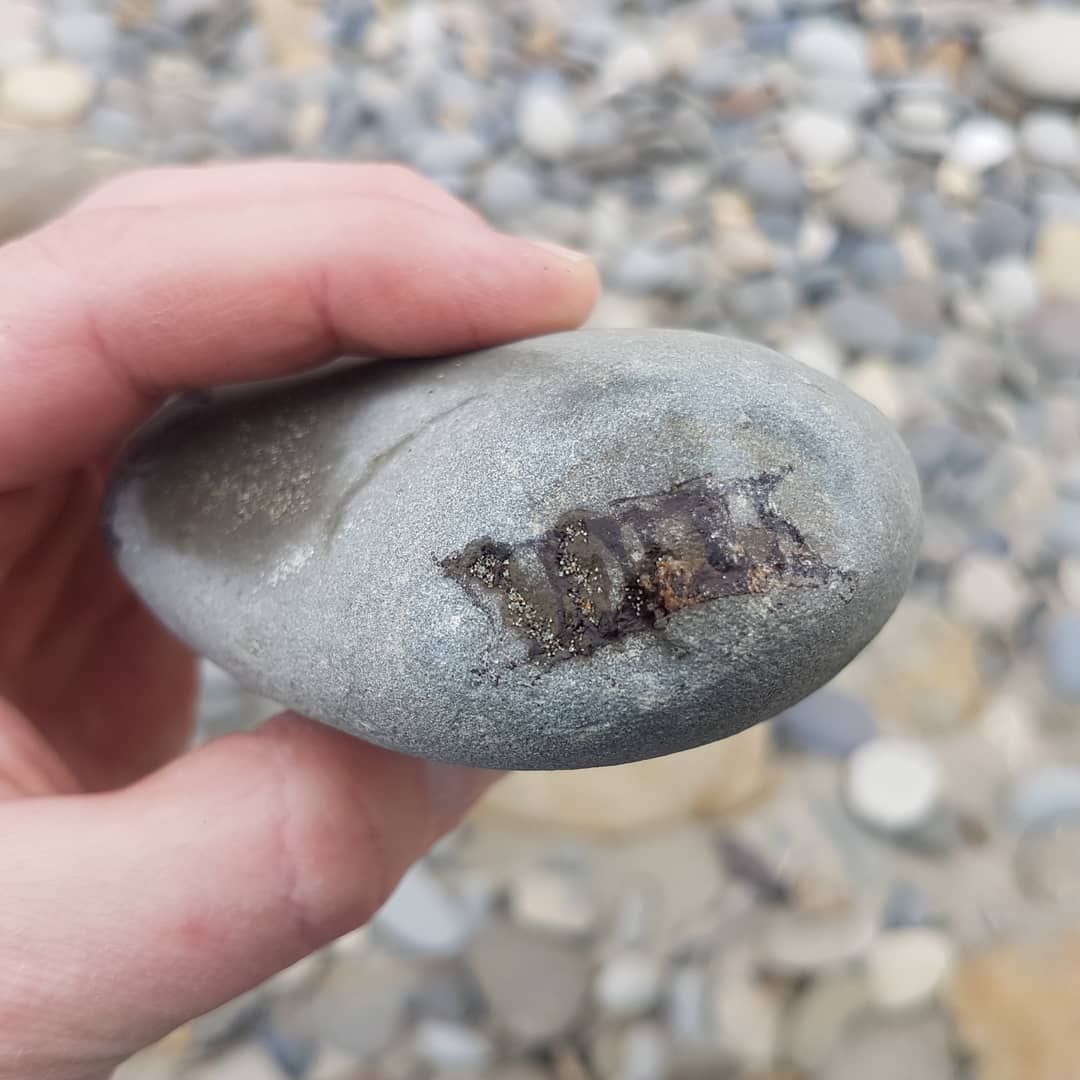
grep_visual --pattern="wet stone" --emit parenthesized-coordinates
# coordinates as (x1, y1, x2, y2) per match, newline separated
(106, 330, 922, 770)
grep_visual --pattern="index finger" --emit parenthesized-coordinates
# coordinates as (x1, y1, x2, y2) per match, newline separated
(0, 166, 598, 488)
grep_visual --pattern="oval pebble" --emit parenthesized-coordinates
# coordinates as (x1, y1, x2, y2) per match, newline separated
(866, 928, 955, 1010)
(773, 689, 877, 757)
(105, 329, 921, 770)
(594, 953, 665, 1018)
(845, 737, 944, 833)
(1003, 765, 1080, 830)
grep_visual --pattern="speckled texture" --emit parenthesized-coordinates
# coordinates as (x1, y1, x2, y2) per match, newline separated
(105, 329, 921, 769)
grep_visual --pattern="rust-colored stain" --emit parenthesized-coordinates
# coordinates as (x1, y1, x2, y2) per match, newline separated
(440, 469, 856, 664)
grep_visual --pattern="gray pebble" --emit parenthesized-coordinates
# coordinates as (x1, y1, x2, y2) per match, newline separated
(476, 162, 540, 220)
(373, 862, 472, 957)
(1004, 764, 1080, 830)
(415, 1020, 494, 1073)
(739, 148, 805, 210)
(1020, 110, 1080, 169)
(468, 923, 589, 1047)
(1044, 612, 1080, 701)
(972, 199, 1032, 262)
(847, 240, 906, 290)
(728, 274, 797, 328)
(50, 11, 115, 67)
(106, 330, 921, 770)
(828, 163, 903, 235)
(824, 294, 904, 354)
(773, 689, 877, 757)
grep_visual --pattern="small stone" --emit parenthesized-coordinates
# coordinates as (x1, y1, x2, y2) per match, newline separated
(415, 1020, 494, 1073)
(1036, 222, 1080, 301)
(759, 898, 879, 975)
(1004, 765, 1080, 830)
(935, 161, 980, 204)
(373, 861, 472, 957)
(828, 164, 902, 235)
(1015, 816, 1080, 903)
(477, 162, 540, 220)
(1044, 612, 1080, 701)
(844, 359, 908, 424)
(947, 117, 1017, 173)
(739, 148, 804, 209)
(50, 12, 116, 66)
(716, 227, 777, 277)
(468, 923, 589, 1047)
(594, 953, 665, 1019)
(822, 1011, 954, 1080)
(106, 330, 921, 770)
(783, 333, 842, 380)
(517, 78, 579, 161)
(984, 11, 1080, 104)
(190, 987, 266, 1050)
(973, 200, 1031, 262)
(183, 1046, 285, 1080)
(866, 928, 955, 1010)
(728, 275, 797, 329)
(784, 973, 868, 1073)
(1020, 110, 1080, 169)
(602, 38, 659, 95)
(1, 60, 95, 125)
(824, 293, 903, 354)
(845, 736, 943, 833)
(773, 689, 876, 758)
(947, 553, 1030, 633)
(982, 258, 1041, 324)
(711, 945, 782, 1069)
(617, 1022, 670, 1080)
(789, 19, 869, 79)
(509, 865, 596, 937)
(780, 108, 858, 168)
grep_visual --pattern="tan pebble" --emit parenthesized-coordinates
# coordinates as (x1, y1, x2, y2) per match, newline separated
(869, 31, 909, 75)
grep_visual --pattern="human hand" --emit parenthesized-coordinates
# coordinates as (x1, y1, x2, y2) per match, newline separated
(0, 162, 599, 1079)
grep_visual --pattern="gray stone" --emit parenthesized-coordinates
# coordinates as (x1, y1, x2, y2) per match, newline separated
(984, 11, 1080, 104)
(594, 952, 665, 1019)
(1005, 764, 1080, 830)
(727, 274, 797, 328)
(739, 148, 804, 209)
(414, 1020, 494, 1072)
(1020, 110, 1080, 169)
(828, 164, 903, 235)
(1044, 611, 1080, 701)
(973, 199, 1031, 262)
(106, 330, 922, 770)
(824, 294, 904, 354)
(773, 689, 876, 757)
(789, 19, 869, 80)
(467, 922, 589, 1047)
(476, 162, 540, 220)
(373, 861, 473, 956)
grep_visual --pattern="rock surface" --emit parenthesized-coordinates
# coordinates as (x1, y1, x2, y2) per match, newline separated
(106, 329, 921, 770)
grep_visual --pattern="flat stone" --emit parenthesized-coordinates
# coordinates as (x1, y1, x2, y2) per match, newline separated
(821, 1011, 954, 1080)
(467, 922, 589, 1047)
(1, 60, 95, 125)
(106, 330, 921, 770)
(773, 689, 876, 757)
(594, 952, 665, 1019)
(824, 294, 904, 354)
(759, 897, 879, 975)
(780, 108, 858, 168)
(866, 928, 955, 1010)
(1003, 765, 1080, 830)
(1020, 110, 1080, 169)
(784, 973, 868, 1073)
(984, 11, 1080, 104)
(828, 163, 903, 234)
(844, 736, 943, 833)
(414, 1020, 494, 1073)
(372, 861, 472, 957)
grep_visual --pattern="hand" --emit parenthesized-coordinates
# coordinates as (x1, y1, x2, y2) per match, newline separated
(0, 162, 599, 1079)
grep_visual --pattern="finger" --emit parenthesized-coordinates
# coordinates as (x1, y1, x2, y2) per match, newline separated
(0, 714, 497, 1073)
(0, 189, 599, 487)
(74, 161, 482, 223)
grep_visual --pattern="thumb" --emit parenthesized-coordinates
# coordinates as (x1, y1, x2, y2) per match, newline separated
(0, 714, 495, 1078)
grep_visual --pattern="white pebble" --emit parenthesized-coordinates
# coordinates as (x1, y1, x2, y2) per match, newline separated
(845, 736, 944, 832)
(867, 928, 955, 1010)
(1, 60, 95, 126)
(594, 952, 664, 1018)
(784, 333, 842, 380)
(373, 861, 471, 956)
(1020, 110, 1080, 169)
(781, 107, 858, 168)
(947, 553, 1030, 633)
(517, 80, 579, 161)
(603, 39, 659, 94)
(618, 1022, 670, 1080)
(509, 866, 596, 936)
(983, 258, 1041, 324)
(947, 117, 1017, 174)
(789, 19, 870, 79)
(415, 1019, 494, 1072)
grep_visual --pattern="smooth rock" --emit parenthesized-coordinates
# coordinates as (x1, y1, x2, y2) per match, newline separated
(947, 554, 1029, 633)
(618, 1022, 670, 1080)
(866, 928, 955, 1010)
(594, 953, 665, 1019)
(784, 973, 868, 1073)
(1, 60, 95, 125)
(1015, 816, 1080, 903)
(822, 1011, 954, 1080)
(824, 294, 903, 354)
(508, 865, 596, 936)
(1019, 110, 1080, 169)
(739, 148, 804, 209)
(517, 78, 579, 161)
(773, 688, 876, 757)
(781, 107, 858, 167)
(789, 19, 869, 80)
(106, 330, 922, 770)
(982, 258, 1040, 324)
(414, 1020, 494, 1073)
(828, 164, 903, 235)
(984, 11, 1080, 104)
(972, 200, 1031, 262)
(844, 736, 943, 833)
(1036, 222, 1080, 301)
(947, 117, 1016, 174)
(373, 861, 472, 956)
(758, 898, 879, 974)
(1004, 765, 1080, 830)
(1044, 612, 1080, 701)
(468, 923, 589, 1047)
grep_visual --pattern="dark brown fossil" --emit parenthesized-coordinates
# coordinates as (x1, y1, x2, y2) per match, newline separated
(439, 468, 857, 664)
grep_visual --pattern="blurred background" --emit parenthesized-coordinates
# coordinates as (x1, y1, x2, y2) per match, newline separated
(6, 0, 1080, 1076)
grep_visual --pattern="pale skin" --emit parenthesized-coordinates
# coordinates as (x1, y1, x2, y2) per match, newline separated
(0, 162, 599, 1079)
